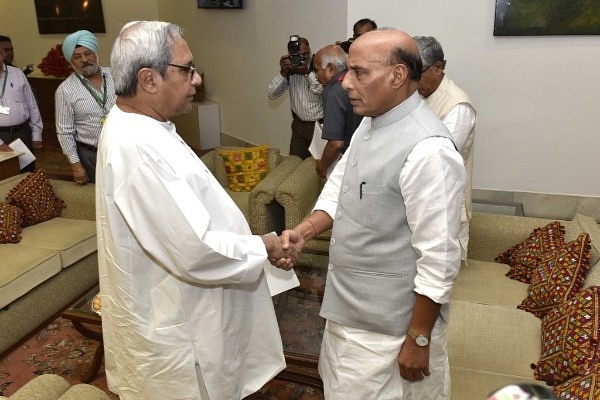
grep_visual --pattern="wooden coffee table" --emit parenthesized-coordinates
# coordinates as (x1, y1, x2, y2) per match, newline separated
(0, 151, 23, 180)
(61, 285, 103, 383)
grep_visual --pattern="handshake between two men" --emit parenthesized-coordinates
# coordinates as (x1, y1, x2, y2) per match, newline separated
(261, 229, 305, 271)
(261, 211, 333, 271)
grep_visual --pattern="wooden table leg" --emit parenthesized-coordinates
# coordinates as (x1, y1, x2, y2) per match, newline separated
(81, 343, 104, 383)
(71, 321, 104, 383)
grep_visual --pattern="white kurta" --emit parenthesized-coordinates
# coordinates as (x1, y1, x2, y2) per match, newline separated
(95, 106, 285, 400)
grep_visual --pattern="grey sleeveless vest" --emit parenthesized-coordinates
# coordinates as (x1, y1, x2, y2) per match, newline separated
(320, 92, 455, 337)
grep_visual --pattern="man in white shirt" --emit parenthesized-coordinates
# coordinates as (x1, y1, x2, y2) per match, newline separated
(414, 35, 477, 262)
(0, 46, 42, 172)
(56, 30, 116, 184)
(280, 29, 465, 399)
(97, 21, 302, 400)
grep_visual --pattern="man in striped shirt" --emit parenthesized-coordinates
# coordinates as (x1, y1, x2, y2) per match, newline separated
(55, 30, 116, 184)
(268, 36, 323, 159)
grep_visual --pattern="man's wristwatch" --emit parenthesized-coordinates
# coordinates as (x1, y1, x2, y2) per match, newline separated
(408, 328, 430, 347)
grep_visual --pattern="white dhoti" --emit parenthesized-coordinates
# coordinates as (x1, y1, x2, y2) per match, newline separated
(318, 319, 450, 400)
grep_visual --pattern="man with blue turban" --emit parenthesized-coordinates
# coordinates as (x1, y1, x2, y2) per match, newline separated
(55, 30, 116, 184)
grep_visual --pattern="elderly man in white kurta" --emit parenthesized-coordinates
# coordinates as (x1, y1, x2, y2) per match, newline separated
(96, 21, 301, 400)
(414, 36, 477, 263)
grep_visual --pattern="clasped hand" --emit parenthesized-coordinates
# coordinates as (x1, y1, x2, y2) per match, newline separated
(263, 230, 305, 271)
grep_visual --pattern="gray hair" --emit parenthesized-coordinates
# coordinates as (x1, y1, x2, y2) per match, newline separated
(413, 36, 447, 69)
(317, 48, 347, 71)
(111, 21, 185, 97)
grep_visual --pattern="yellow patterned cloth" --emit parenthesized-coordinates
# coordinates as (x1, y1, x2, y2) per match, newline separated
(218, 145, 270, 192)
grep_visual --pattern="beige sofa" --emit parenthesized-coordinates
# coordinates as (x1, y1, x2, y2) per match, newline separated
(0, 373, 109, 400)
(0, 173, 98, 356)
(276, 156, 323, 232)
(449, 211, 600, 400)
(200, 147, 302, 234)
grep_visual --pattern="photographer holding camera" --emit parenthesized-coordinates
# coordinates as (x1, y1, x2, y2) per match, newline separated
(268, 35, 323, 159)
(337, 18, 377, 53)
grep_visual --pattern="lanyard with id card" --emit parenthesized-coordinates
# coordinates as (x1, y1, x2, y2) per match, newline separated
(0, 68, 10, 115)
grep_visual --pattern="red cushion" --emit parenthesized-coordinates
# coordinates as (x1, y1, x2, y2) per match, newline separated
(535, 286, 600, 385)
(552, 363, 600, 400)
(0, 201, 23, 243)
(497, 221, 565, 283)
(518, 232, 591, 319)
(6, 170, 65, 227)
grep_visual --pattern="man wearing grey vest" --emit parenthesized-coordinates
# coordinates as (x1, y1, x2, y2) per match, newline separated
(280, 29, 466, 399)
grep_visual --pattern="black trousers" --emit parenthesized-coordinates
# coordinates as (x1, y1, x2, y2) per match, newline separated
(75, 141, 97, 183)
(290, 111, 317, 160)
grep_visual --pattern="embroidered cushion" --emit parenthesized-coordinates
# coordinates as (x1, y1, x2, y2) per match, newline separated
(518, 232, 591, 319)
(6, 170, 66, 226)
(0, 202, 23, 243)
(552, 363, 600, 400)
(534, 286, 600, 385)
(217, 145, 270, 192)
(497, 221, 565, 283)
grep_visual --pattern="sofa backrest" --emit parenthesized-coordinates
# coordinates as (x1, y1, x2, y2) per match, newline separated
(0, 173, 95, 221)
(469, 211, 600, 288)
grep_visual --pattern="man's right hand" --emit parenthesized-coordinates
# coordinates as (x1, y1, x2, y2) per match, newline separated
(279, 55, 292, 77)
(0, 143, 12, 152)
(71, 162, 89, 185)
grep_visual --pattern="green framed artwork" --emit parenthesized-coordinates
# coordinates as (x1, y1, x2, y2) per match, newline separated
(494, 0, 600, 36)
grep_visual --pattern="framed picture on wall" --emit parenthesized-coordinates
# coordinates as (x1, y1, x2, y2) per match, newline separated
(34, 0, 106, 34)
(494, 0, 600, 36)
(198, 0, 243, 9)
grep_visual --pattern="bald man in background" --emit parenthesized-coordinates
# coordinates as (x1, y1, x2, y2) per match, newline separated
(312, 44, 362, 178)
(55, 30, 116, 184)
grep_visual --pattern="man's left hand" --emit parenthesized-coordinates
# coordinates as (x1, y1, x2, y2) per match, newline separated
(398, 338, 431, 382)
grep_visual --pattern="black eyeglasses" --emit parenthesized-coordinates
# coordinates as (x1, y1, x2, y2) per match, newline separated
(421, 64, 433, 73)
(167, 63, 198, 79)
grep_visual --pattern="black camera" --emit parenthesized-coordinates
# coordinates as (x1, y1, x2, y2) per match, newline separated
(287, 34, 304, 68)
(339, 38, 354, 53)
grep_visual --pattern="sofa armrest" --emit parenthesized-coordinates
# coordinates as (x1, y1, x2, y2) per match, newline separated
(8, 374, 71, 400)
(469, 212, 559, 262)
(275, 157, 323, 230)
(50, 179, 96, 221)
(249, 155, 302, 234)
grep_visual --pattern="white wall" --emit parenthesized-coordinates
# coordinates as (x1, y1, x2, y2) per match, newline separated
(2, 0, 598, 198)
(349, 1, 600, 197)
(159, 0, 347, 152)
(0, 0, 158, 70)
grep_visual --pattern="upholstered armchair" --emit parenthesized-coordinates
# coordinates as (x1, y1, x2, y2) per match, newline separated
(276, 156, 337, 254)
(0, 373, 110, 400)
(200, 146, 302, 234)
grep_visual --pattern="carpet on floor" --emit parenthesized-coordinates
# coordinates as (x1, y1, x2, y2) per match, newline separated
(0, 257, 327, 399)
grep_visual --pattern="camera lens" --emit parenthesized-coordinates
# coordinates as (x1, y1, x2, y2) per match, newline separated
(290, 54, 303, 68)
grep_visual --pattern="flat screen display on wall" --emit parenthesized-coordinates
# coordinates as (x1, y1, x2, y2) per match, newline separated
(198, 0, 243, 9)
(494, 0, 600, 36)
(34, 0, 106, 34)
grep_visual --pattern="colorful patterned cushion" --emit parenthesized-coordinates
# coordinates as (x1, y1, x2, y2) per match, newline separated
(497, 221, 565, 283)
(0, 201, 23, 243)
(553, 363, 600, 400)
(217, 145, 269, 192)
(6, 170, 66, 227)
(534, 286, 600, 385)
(518, 232, 591, 319)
